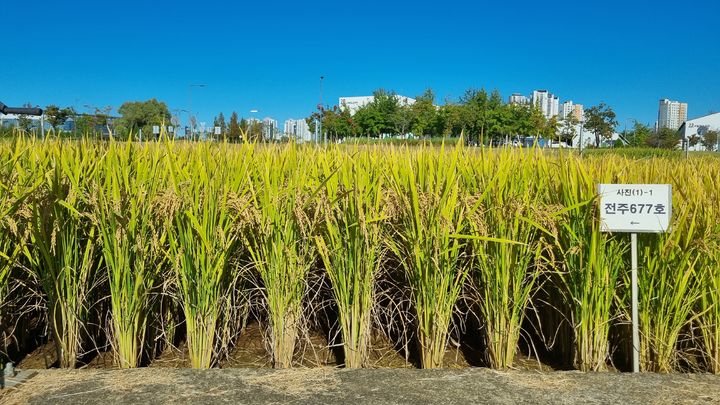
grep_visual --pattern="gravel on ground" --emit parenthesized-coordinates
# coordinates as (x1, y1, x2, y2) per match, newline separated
(1, 368, 718, 405)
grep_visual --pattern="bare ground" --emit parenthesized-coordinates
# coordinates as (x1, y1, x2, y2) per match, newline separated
(1, 368, 719, 405)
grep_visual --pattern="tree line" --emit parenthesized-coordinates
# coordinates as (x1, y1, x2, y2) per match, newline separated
(5, 94, 711, 150)
(303, 88, 622, 147)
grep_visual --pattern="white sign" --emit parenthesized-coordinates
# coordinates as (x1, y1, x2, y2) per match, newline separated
(598, 184, 672, 233)
(214, 126, 221, 135)
(152, 125, 160, 135)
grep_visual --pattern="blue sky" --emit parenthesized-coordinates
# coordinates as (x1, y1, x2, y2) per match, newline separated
(2, 0, 719, 128)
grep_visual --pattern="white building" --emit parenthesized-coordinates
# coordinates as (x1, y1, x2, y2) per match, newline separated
(549, 95, 559, 118)
(284, 118, 312, 143)
(509, 93, 530, 105)
(0, 112, 42, 128)
(568, 125, 623, 149)
(658, 98, 688, 130)
(561, 101, 574, 120)
(679, 112, 720, 151)
(532, 90, 559, 119)
(262, 117, 279, 140)
(339, 94, 416, 115)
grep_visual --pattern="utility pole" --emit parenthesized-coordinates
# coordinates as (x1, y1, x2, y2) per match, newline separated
(189, 84, 207, 141)
(319, 75, 324, 144)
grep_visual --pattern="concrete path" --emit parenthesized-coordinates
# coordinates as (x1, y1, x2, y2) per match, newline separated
(1, 368, 718, 404)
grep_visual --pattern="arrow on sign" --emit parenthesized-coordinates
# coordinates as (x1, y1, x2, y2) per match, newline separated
(630, 221, 640, 225)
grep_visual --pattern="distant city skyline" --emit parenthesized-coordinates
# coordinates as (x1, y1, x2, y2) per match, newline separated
(1, 1, 718, 129)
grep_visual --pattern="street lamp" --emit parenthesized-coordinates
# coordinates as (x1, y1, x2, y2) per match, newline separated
(579, 118, 585, 155)
(189, 84, 207, 141)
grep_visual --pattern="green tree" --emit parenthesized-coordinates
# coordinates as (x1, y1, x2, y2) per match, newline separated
(319, 108, 338, 141)
(411, 89, 438, 137)
(393, 105, 414, 136)
(584, 103, 618, 147)
(459, 88, 488, 144)
(437, 103, 465, 137)
(17, 114, 33, 132)
(701, 130, 719, 151)
(305, 112, 319, 136)
(688, 134, 701, 148)
(487, 103, 516, 143)
(528, 105, 547, 138)
(115, 99, 171, 139)
(242, 119, 263, 142)
(354, 89, 405, 137)
(627, 122, 653, 147)
(559, 114, 579, 144)
(74, 114, 96, 136)
(44, 105, 75, 133)
(647, 127, 681, 149)
(336, 107, 358, 139)
(544, 116, 560, 142)
(228, 112, 241, 142)
(213, 112, 227, 139)
(504, 103, 536, 139)
(16, 102, 35, 132)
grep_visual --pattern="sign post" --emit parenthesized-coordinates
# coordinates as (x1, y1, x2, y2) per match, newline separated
(152, 125, 160, 140)
(598, 184, 672, 373)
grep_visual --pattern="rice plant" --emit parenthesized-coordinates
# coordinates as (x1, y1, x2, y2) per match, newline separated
(165, 143, 244, 368)
(315, 150, 385, 368)
(697, 231, 720, 373)
(0, 164, 21, 363)
(25, 143, 101, 368)
(548, 158, 627, 371)
(0, 144, 24, 325)
(94, 141, 168, 368)
(242, 146, 317, 368)
(0, 136, 718, 374)
(387, 144, 470, 369)
(635, 208, 703, 372)
(454, 150, 551, 369)
(686, 164, 720, 373)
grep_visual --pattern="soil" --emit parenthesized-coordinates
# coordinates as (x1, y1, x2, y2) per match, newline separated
(16, 322, 549, 370)
(5, 322, 715, 404)
(2, 368, 718, 404)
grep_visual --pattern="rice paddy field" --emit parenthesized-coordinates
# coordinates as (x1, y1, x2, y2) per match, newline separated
(1, 135, 719, 374)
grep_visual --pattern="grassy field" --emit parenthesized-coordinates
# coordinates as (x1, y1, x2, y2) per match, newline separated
(0, 135, 718, 372)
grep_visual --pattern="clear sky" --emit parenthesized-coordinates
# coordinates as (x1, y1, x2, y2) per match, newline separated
(2, 0, 719, 129)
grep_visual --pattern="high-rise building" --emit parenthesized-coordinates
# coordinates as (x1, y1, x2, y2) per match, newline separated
(560, 101, 584, 121)
(658, 99, 688, 130)
(509, 93, 529, 105)
(561, 101, 574, 120)
(532, 90, 560, 119)
(573, 104, 584, 121)
(284, 118, 312, 143)
(263, 117, 279, 140)
(246, 117, 261, 126)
